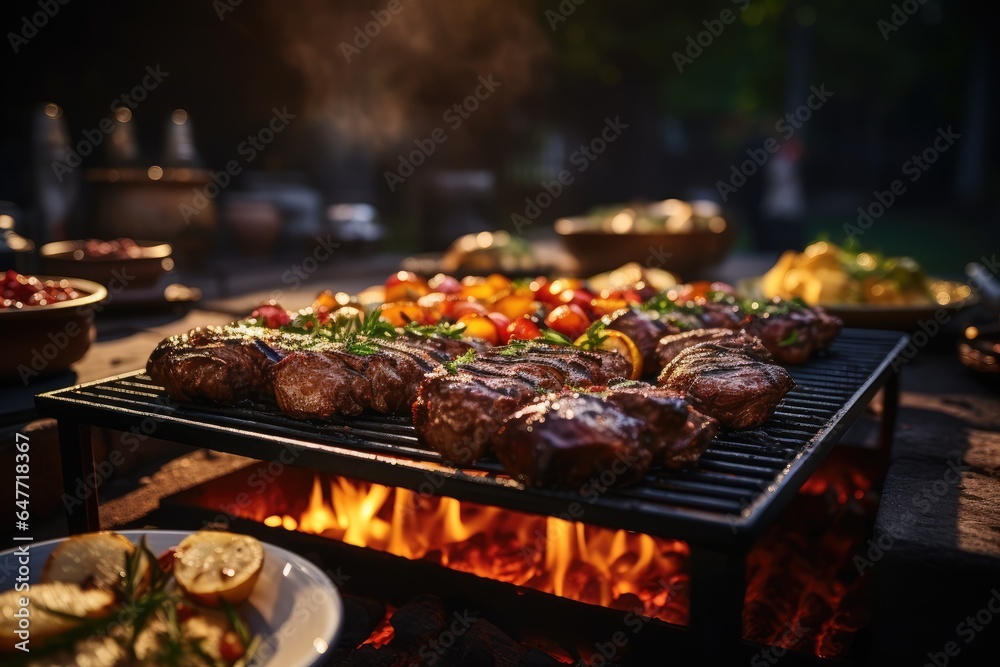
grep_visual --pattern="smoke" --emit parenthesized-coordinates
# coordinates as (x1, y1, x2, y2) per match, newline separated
(266, 0, 550, 152)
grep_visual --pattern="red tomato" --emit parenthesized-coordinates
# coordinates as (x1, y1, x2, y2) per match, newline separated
(559, 287, 596, 313)
(506, 316, 542, 341)
(457, 312, 500, 345)
(544, 304, 591, 339)
(250, 302, 291, 328)
(486, 312, 512, 343)
(218, 630, 246, 662)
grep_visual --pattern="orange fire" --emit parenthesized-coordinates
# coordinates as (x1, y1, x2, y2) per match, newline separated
(263, 474, 690, 625)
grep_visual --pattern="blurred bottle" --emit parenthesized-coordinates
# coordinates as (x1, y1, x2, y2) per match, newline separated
(31, 102, 78, 244)
(106, 106, 140, 166)
(164, 108, 200, 167)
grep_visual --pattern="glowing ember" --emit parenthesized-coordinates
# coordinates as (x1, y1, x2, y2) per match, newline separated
(258, 474, 691, 625)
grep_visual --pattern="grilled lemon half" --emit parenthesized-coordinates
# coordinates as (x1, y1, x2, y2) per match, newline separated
(173, 532, 264, 607)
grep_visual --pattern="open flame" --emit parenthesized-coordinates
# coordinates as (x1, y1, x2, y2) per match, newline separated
(263, 474, 691, 625)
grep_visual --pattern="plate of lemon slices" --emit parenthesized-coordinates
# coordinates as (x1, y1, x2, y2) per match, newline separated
(0, 530, 342, 666)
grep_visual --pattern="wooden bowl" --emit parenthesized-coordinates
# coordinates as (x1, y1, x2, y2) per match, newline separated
(0, 277, 107, 383)
(40, 239, 173, 289)
(556, 217, 734, 280)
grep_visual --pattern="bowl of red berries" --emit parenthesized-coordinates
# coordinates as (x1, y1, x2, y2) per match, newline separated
(0, 271, 108, 382)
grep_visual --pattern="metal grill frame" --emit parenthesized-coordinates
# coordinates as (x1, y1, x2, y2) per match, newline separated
(36, 328, 907, 656)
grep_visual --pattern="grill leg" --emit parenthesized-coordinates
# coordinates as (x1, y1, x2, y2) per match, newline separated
(58, 420, 99, 534)
(689, 546, 746, 658)
(878, 369, 900, 450)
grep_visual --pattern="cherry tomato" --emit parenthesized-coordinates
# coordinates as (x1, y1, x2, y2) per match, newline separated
(559, 287, 596, 313)
(544, 304, 592, 339)
(218, 630, 246, 662)
(590, 297, 630, 317)
(486, 312, 512, 343)
(493, 293, 537, 320)
(534, 278, 583, 305)
(459, 276, 495, 301)
(385, 271, 430, 303)
(485, 273, 512, 293)
(458, 312, 500, 345)
(675, 281, 736, 304)
(250, 302, 291, 328)
(506, 316, 542, 341)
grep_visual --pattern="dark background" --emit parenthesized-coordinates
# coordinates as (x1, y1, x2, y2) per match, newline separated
(1, 0, 996, 270)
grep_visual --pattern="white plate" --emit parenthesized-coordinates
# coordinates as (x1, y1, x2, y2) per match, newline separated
(0, 530, 342, 666)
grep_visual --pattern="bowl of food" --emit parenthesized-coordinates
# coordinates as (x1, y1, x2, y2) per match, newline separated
(0, 271, 107, 382)
(745, 240, 977, 329)
(555, 199, 735, 278)
(40, 237, 173, 289)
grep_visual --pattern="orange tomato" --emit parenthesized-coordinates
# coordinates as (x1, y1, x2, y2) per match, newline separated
(459, 276, 495, 301)
(485, 273, 512, 293)
(458, 312, 500, 345)
(492, 293, 537, 320)
(590, 297, 630, 317)
(385, 271, 430, 303)
(380, 301, 426, 327)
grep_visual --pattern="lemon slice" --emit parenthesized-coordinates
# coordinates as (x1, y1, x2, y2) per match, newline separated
(41, 531, 142, 594)
(576, 329, 643, 379)
(174, 532, 264, 607)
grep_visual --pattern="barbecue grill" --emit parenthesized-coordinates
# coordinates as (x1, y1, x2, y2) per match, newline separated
(35, 327, 908, 655)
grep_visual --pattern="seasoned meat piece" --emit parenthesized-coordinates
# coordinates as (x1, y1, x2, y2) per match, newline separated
(655, 328, 737, 369)
(740, 303, 843, 365)
(606, 308, 677, 374)
(413, 369, 535, 463)
(602, 382, 719, 468)
(494, 393, 653, 489)
(146, 326, 286, 403)
(697, 300, 743, 329)
(413, 343, 632, 462)
(271, 350, 372, 418)
(658, 337, 794, 429)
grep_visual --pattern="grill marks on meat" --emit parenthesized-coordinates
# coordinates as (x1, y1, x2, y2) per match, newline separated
(493, 384, 718, 488)
(656, 328, 737, 368)
(413, 344, 632, 463)
(657, 333, 794, 429)
(606, 309, 678, 372)
(147, 325, 474, 418)
(147, 327, 286, 404)
(741, 306, 842, 365)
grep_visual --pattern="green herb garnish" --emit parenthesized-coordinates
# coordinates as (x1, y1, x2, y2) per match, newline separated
(444, 348, 477, 374)
(573, 320, 609, 351)
(779, 329, 800, 347)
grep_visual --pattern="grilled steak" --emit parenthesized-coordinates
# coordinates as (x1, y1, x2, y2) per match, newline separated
(413, 343, 632, 463)
(271, 336, 452, 418)
(601, 382, 718, 468)
(741, 305, 842, 365)
(148, 324, 474, 418)
(146, 326, 289, 404)
(657, 333, 794, 429)
(493, 383, 718, 488)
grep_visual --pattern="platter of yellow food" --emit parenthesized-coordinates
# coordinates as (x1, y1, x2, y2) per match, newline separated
(743, 241, 976, 329)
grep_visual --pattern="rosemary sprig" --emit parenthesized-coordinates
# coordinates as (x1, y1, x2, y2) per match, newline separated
(403, 320, 468, 339)
(443, 348, 477, 374)
(573, 320, 609, 351)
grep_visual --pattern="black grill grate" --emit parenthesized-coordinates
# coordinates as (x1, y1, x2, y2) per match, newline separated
(36, 329, 907, 546)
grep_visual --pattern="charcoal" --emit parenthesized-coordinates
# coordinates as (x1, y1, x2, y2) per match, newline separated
(336, 594, 388, 650)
